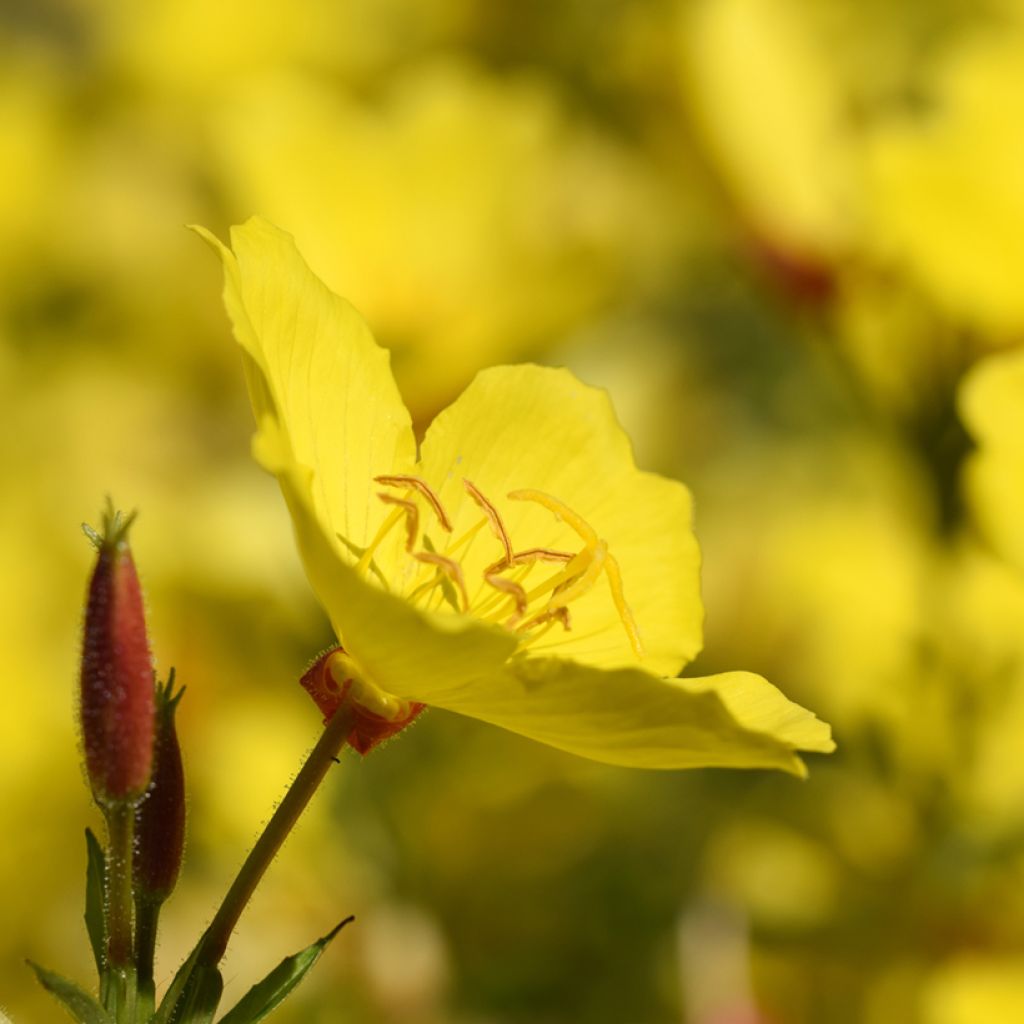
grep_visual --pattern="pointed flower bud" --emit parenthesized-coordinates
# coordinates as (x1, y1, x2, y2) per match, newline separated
(301, 647, 425, 755)
(80, 504, 155, 805)
(134, 672, 186, 904)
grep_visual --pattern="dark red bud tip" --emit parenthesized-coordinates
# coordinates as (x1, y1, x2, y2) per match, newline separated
(80, 503, 155, 805)
(134, 672, 186, 902)
(300, 648, 426, 755)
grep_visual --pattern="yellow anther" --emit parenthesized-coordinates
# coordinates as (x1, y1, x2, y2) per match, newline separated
(376, 475, 453, 532)
(356, 505, 404, 576)
(508, 489, 599, 549)
(376, 493, 419, 552)
(415, 551, 470, 612)
(483, 570, 528, 622)
(463, 479, 513, 563)
(604, 552, 644, 659)
(518, 605, 572, 636)
(501, 547, 574, 568)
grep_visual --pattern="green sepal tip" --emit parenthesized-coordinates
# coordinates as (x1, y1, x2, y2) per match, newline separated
(216, 916, 354, 1024)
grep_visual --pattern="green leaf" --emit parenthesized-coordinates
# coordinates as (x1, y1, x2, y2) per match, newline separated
(27, 962, 112, 1024)
(84, 829, 106, 979)
(164, 962, 223, 1024)
(216, 917, 354, 1024)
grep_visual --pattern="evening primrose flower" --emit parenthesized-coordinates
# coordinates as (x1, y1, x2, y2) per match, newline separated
(198, 217, 833, 774)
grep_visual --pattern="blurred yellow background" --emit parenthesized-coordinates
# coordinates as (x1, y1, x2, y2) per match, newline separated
(4, 0, 1024, 1021)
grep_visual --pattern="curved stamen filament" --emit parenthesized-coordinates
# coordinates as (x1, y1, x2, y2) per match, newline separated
(357, 506, 404, 576)
(376, 493, 419, 552)
(376, 475, 453, 532)
(464, 479, 513, 564)
(445, 516, 488, 558)
(483, 571, 528, 623)
(415, 551, 470, 612)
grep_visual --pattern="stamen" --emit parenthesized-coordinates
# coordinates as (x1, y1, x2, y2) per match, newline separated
(376, 493, 418, 552)
(517, 605, 572, 636)
(508, 489, 599, 548)
(356, 506, 404, 576)
(463, 479, 513, 563)
(516, 602, 573, 643)
(501, 547, 575, 568)
(547, 541, 607, 609)
(604, 553, 645, 659)
(376, 475, 453, 532)
(472, 561, 535, 619)
(445, 516, 488, 557)
(483, 571, 528, 622)
(519, 549, 593, 607)
(415, 551, 470, 612)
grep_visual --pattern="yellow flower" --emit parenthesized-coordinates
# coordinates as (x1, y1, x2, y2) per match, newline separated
(198, 217, 833, 774)
(960, 347, 1024, 571)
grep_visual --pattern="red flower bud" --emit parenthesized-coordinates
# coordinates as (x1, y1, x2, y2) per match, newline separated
(80, 506, 155, 805)
(134, 673, 186, 903)
(301, 647, 425, 755)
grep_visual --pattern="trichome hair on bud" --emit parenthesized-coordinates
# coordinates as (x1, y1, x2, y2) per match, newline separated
(79, 500, 155, 805)
(134, 670, 186, 904)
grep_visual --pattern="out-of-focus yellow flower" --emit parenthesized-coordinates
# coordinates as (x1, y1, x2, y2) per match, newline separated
(698, 434, 932, 734)
(866, 21, 1024, 334)
(959, 347, 1024, 571)
(679, 0, 859, 262)
(211, 62, 665, 419)
(922, 957, 1024, 1024)
(201, 217, 833, 773)
(95, 0, 463, 98)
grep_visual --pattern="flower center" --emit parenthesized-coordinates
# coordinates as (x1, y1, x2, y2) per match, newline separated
(352, 473, 644, 659)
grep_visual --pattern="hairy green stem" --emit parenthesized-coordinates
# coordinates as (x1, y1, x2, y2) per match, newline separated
(104, 802, 135, 969)
(103, 801, 137, 1021)
(134, 898, 161, 1019)
(199, 705, 356, 965)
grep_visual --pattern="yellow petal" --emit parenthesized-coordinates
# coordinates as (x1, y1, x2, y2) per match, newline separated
(418, 364, 703, 676)
(680, 0, 856, 258)
(407, 655, 834, 774)
(256, 416, 518, 702)
(194, 217, 416, 575)
(960, 349, 1024, 571)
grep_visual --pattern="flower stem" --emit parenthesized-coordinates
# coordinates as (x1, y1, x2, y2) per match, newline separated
(134, 898, 161, 1019)
(105, 802, 135, 967)
(103, 802, 136, 1021)
(198, 705, 356, 965)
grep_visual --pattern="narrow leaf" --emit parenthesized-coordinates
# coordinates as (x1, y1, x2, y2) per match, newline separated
(216, 917, 354, 1024)
(84, 829, 106, 979)
(152, 943, 203, 1024)
(166, 963, 223, 1024)
(27, 962, 112, 1024)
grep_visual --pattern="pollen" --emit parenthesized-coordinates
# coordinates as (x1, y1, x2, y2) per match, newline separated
(507, 489, 645, 659)
(463, 478, 513, 564)
(376, 475, 453, 532)
(362, 472, 645, 662)
(415, 550, 470, 612)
